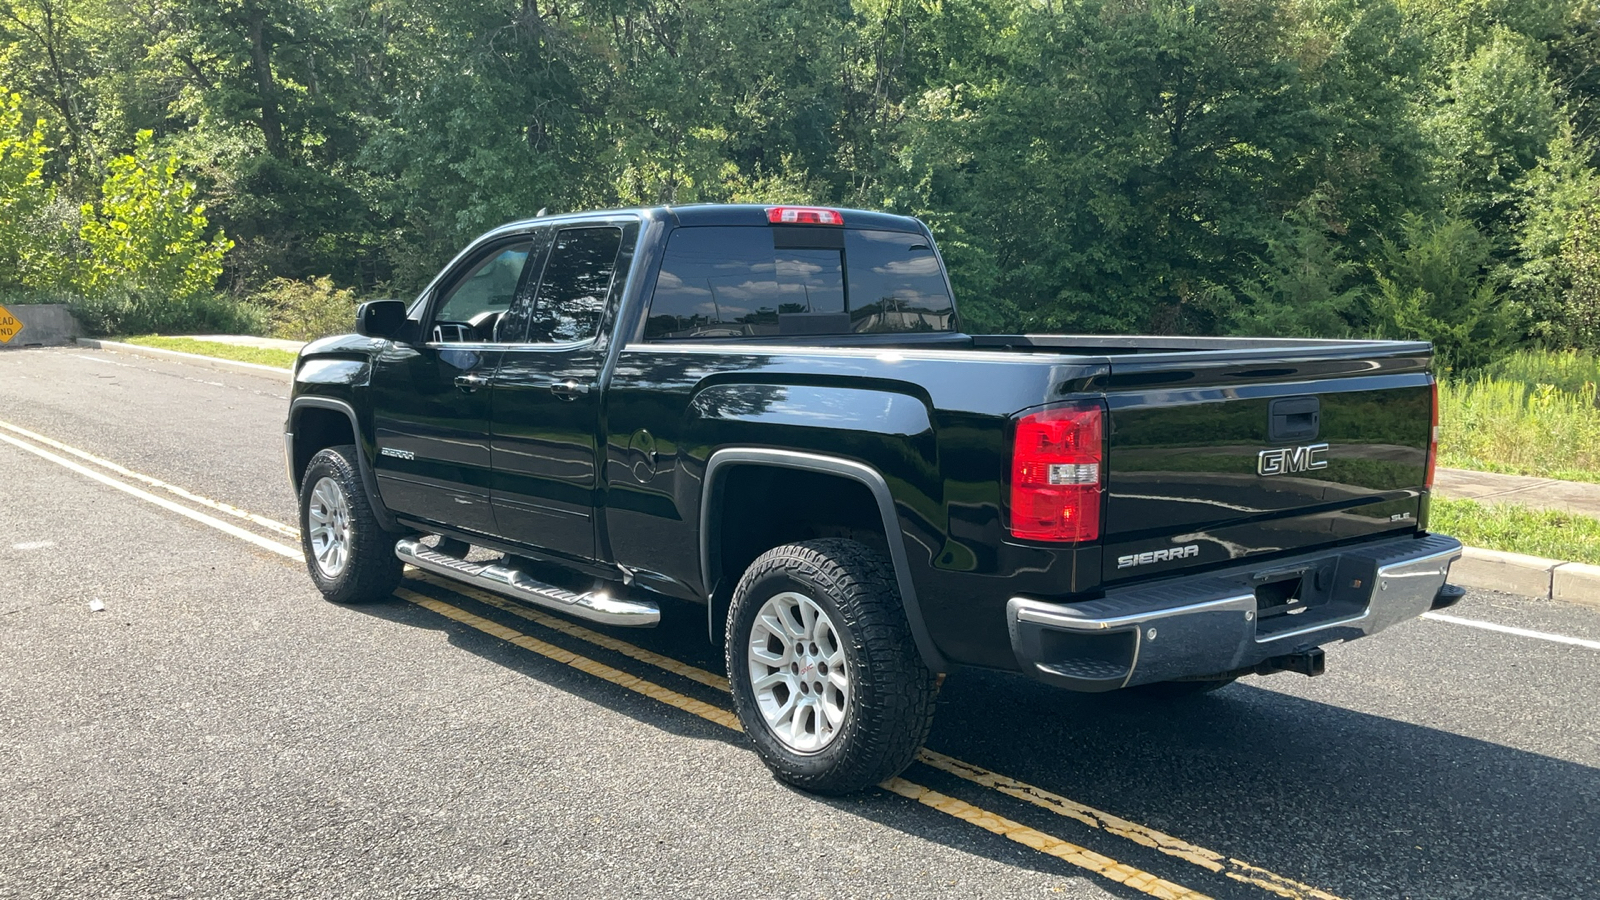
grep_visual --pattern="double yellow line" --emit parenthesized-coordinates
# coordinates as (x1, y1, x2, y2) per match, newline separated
(0, 417, 1345, 900)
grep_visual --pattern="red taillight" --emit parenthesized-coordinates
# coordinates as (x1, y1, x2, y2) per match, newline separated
(1008, 403, 1105, 543)
(766, 206, 844, 225)
(1425, 378, 1440, 489)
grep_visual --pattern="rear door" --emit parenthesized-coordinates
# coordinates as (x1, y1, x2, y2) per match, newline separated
(1098, 348, 1434, 583)
(489, 221, 634, 562)
(369, 236, 536, 535)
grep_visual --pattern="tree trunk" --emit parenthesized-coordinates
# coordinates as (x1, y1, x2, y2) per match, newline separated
(245, 5, 285, 158)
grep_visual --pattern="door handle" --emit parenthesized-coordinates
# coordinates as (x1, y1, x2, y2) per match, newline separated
(454, 373, 488, 393)
(551, 380, 591, 400)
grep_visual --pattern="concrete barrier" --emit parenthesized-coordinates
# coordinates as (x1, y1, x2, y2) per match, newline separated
(0, 304, 80, 347)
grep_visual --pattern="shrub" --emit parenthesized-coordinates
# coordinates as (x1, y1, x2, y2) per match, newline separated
(251, 276, 360, 341)
(1483, 348, 1600, 395)
(68, 288, 267, 337)
(1439, 364, 1600, 482)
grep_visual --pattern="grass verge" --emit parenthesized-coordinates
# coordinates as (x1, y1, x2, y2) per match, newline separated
(115, 335, 297, 369)
(1431, 498, 1600, 565)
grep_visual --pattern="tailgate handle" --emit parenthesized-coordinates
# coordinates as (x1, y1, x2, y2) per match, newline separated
(1269, 397, 1320, 442)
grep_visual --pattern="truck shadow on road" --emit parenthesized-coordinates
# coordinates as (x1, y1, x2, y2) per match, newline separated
(348, 580, 1597, 899)
(925, 666, 1599, 900)
(346, 582, 1178, 897)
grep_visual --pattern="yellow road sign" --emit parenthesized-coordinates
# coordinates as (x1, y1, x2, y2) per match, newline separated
(0, 305, 22, 343)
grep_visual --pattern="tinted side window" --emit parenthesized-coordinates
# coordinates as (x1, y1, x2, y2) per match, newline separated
(643, 226, 953, 340)
(843, 229, 953, 334)
(528, 227, 623, 343)
(433, 242, 533, 341)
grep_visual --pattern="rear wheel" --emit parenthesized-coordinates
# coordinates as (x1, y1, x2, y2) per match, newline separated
(299, 445, 402, 604)
(725, 538, 939, 794)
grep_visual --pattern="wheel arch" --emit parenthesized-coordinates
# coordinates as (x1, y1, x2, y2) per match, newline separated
(700, 448, 948, 672)
(287, 396, 400, 532)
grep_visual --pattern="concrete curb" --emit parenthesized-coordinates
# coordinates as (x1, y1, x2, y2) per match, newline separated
(1454, 546, 1600, 608)
(76, 338, 292, 381)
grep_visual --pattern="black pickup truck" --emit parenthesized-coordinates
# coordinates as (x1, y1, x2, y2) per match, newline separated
(285, 204, 1463, 793)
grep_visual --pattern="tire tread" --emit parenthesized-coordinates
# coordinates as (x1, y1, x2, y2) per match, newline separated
(726, 538, 938, 794)
(300, 444, 402, 604)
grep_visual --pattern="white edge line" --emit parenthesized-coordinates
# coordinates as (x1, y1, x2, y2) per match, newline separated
(1421, 612, 1600, 651)
(0, 418, 301, 538)
(0, 431, 302, 561)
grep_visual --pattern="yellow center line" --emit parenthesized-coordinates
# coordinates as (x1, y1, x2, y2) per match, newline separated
(417, 576, 1344, 900)
(1, 422, 1336, 900)
(912, 751, 1345, 900)
(395, 586, 744, 731)
(407, 569, 732, 692)
(396, 584, 1208, 900)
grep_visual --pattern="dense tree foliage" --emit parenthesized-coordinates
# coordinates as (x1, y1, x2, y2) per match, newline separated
(2, 0, 1598, 362)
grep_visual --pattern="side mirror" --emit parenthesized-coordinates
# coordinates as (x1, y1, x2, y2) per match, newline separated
(355, 299, 408, 339)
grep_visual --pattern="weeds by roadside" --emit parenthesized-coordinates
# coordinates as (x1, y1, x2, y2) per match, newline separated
(1439, 349, 1600, 484)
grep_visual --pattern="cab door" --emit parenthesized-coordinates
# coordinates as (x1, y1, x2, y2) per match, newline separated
(369, 235, 540, 535)
(490, 222, 633, 561)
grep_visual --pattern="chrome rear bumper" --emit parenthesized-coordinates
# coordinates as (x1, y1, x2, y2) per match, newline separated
(1007, 534, 1463, 691)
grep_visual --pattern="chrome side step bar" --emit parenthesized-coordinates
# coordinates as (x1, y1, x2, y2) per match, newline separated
(395, 538, 659, 627)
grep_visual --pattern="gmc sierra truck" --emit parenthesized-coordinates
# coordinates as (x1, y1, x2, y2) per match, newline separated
(285, 204, 1464, 793)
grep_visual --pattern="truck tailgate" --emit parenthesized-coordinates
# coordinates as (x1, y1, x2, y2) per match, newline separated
(1099, 347, 1433, 584)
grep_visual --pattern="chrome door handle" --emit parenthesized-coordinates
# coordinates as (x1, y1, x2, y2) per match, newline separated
(454, 373, 488, 393)
(551, 380, 591, 400)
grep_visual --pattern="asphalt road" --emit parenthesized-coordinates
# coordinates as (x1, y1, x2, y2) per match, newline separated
(2, 345, 1596, 900)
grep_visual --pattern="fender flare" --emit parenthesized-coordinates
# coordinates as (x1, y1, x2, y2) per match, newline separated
(287, 396, 401, 532)
(700, 448, 948, 673)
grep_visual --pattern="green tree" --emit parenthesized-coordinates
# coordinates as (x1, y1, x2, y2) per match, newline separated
(0, 0, 96, 179)
(893, 0, 1427, 334)
(1369, 213, 1514, 372)
(0, 89, 53, 290)
(1212, 195, 1367, 338)
(1511, 125, 1599, 345)
(75, 130, 231, 301)
(1424, 28, 1560, 236)
(1559, 207, 1600, 349)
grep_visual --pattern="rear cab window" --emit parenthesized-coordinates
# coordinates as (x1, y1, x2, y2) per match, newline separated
(643, 226, 954, 340)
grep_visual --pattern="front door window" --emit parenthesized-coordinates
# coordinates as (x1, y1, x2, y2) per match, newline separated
(431, 242, 533, 343)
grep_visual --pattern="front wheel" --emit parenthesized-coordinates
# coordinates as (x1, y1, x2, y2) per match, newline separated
(299, 445, 402, 604)
(725, 538, 939, 795)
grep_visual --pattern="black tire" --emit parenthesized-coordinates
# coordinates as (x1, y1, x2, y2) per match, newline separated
(299, 445, 403, 604)
(725, 538, 939, 795)
(1127, 676, 1239, 699)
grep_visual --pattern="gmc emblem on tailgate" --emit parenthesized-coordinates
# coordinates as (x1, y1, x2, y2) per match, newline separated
(1258, 443, 1329, 476)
